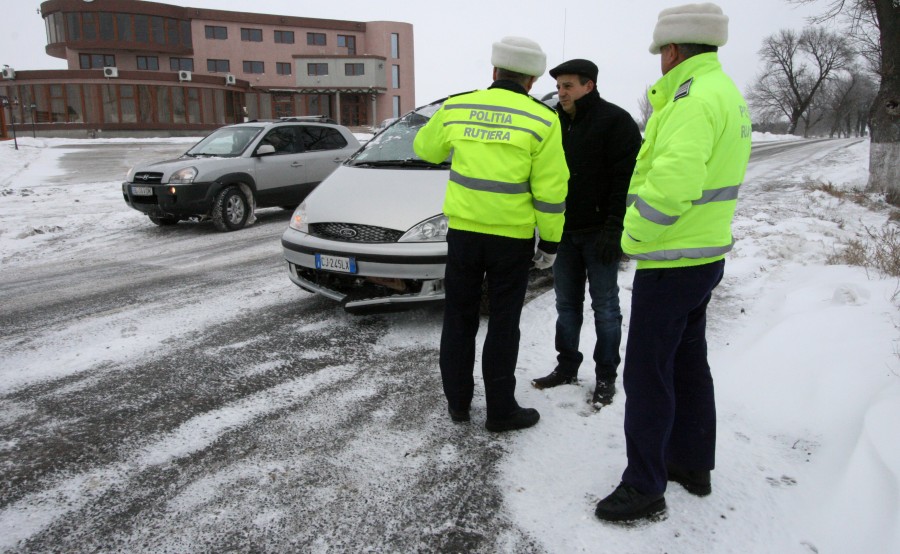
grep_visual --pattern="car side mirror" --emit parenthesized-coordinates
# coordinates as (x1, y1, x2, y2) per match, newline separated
(256, 144, 276, 156)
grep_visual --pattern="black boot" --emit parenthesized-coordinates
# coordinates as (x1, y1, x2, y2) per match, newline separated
(448, 406, 470, 423)
(485, 407, 540, 432)
(531, 370, 577, 390)
(667, 463, 711, 496)
(595, 483, 666, 523)
(591, 378, 616, 407)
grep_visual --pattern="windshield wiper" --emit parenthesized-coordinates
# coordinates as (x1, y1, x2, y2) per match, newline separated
(351, 159, 449, 169)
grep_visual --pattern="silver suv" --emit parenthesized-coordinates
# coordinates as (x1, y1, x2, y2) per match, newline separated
(122, 118, 360, 231)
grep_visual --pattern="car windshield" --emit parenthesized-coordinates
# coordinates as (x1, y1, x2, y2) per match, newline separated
(348, 101, 448, 167)
(186, 126, 264, 157)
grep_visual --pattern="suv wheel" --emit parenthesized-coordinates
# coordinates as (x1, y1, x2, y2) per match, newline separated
(212, 186, 250, 232)
(148, 215, 180, 226)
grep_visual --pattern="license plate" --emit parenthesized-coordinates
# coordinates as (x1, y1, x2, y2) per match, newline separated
(131, 185, 153, 196)
(315, 253, 357, 274)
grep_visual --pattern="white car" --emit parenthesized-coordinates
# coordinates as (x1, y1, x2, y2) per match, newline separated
(281, 101, 450, 313)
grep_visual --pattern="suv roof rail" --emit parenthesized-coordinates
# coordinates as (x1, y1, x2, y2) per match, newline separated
(278, 115, 338, 124)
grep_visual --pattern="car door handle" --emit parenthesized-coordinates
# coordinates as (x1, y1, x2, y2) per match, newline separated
(291, 162, 303, 167)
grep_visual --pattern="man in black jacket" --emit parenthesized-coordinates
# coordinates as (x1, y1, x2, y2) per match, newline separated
(532, 59, 641, 407)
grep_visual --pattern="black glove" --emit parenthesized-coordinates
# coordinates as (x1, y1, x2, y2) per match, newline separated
(597, 217, 623, 265)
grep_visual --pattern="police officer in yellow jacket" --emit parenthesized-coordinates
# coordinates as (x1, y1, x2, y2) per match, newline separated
(414, 36, 568, 432)
(595, 3, 752, 522)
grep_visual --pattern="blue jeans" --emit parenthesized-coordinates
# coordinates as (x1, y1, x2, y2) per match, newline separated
(552, 231, 622, 381)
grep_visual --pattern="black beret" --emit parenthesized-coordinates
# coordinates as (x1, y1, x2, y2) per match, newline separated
(548, 59, 598, 83)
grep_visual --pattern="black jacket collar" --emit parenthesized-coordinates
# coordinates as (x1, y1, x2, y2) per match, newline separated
(557, 89, 601, 123)
(488, 79, 529, 95)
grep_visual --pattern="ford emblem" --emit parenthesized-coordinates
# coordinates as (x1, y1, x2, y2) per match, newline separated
(338, 227, 358, 238)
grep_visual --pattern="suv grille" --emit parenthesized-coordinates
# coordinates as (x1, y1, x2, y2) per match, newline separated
(132, 172, 163, 184)
(310, 222, 404, 243)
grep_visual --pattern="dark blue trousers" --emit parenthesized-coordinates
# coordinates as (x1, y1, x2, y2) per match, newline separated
(439, 229, 533, 420)
(622, 260, 724, 495)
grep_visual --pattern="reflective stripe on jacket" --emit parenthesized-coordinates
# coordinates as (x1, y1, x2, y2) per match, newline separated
(413, 81, 569, 242)
(622, 53, 752, 268)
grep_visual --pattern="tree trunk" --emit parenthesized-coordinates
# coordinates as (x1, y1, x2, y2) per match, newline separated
(787, 109, 801, 135)
(867, 0, 900, 204)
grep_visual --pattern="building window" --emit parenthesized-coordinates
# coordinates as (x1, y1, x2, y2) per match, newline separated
(66, 13, 81, 41)
(205, 25, 227, 40)
(79, 54, 116, 69)
(307, 63, 328, 76)
(207, 59, 230, 73)
(134, 15, 148, 42)
(307, 32, 326, 46)
(243, 61, 265, 74)
(170, 57, 194, 71)
(137, 56, 159, 71)
(337, 35, 356, 55)
(116, 13, 133, 42)
(274, 30, 294, 44)
(150, 16, 164, 44)
(272, 93, 294, 119)
(49, 84, 66, 122)
(392, 65, 400, 88)
(241, 28, 262, 42)
(166, 18, 180, 46)
(344, 63, 365, 76)
(180, 21, 192, 48)
(392, 96, 401, 118)
(82, 13, 97, 41)
(99, 12, 114, 41)
(276, 62, 292, 76)
(391, 33, 399, 59)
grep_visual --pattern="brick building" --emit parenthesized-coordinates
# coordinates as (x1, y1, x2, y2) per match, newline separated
(0, 0, 415, 137)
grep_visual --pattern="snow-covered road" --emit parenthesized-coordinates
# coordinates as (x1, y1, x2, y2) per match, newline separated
(1, 136, 896, 553)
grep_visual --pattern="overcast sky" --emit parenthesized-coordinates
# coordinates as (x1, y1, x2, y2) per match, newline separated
(3, 0, 829, 116)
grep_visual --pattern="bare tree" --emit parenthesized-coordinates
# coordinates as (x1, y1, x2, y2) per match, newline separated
(790, 0, 899, 203)
(636, 86, 653, 130)
(818, 68, 877, 137)
(748, 27, 855, 135)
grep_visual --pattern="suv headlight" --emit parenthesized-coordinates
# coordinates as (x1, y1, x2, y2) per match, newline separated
(168, 167, 198, 184)
(399, 214, 448, 242)
(289, 202, 309, 232)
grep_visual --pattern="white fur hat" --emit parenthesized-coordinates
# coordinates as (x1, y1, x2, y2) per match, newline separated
(649, 3, 729, 54)
(491, 36, 547, 77)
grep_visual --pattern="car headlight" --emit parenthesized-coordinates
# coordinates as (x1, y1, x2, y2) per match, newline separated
(289, 202, 309, 232)
(399, 214, 448, 242)
(125, 167, 136, 182)
(168, 167, 198, 184)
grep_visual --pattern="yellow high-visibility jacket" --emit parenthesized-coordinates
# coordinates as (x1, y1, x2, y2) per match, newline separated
(623, 53, 752, 268)
(413, 81, 569, 243)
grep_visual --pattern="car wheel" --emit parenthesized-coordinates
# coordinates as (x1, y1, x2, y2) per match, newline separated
(212, 186, 250, 232)
(148, 215, 180, 226)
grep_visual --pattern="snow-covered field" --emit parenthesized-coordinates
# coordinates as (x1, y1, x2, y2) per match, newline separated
(0, 133, 898, 553)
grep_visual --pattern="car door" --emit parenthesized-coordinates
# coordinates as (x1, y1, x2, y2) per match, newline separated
(253, 126, 308, 208)
(296, 125, 352, 187)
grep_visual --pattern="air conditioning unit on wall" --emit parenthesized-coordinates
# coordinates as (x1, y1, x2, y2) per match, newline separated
(178, 70, 192, 82)
(1, 67, 15, 80)
(103, 66, 119, 78)
(225, 74, 236, 85)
